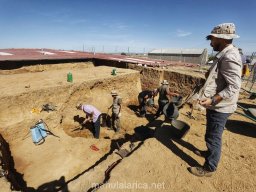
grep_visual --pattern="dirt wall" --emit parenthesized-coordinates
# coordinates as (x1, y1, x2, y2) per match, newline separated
(93, 59, 128, 68)
(0, 67, 141, 142)
(128, 64, 204, 95)
(163, 70, 204, 96)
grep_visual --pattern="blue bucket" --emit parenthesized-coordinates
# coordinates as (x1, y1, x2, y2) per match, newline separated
(30, 121, 48, 144)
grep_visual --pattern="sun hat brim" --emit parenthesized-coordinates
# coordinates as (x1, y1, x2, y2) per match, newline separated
(206, 33, 240, 40)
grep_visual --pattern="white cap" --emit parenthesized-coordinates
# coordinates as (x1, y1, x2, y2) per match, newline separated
(161, 80, 169, 85)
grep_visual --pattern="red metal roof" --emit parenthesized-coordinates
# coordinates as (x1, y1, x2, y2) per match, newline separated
(0, 48, 197, 68)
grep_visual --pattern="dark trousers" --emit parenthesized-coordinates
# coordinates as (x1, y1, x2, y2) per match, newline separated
(204, 109, 231, 171)
(93, 115, 101, 139)
(138, 96, 146, 116)
(155, 100, 168, 117)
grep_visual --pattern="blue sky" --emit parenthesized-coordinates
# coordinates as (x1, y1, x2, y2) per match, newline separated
(0, 0, 255, 55)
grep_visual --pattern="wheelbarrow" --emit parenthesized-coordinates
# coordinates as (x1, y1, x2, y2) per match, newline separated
(236, 104, 256, 122)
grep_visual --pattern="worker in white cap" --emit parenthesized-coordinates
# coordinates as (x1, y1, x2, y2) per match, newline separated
(154, 80, 179, 118)
(188, 23, 242, 177)
(108, 90, 122, 132)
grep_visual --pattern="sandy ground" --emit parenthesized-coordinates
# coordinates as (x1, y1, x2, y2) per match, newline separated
(0, 63, 256, 192)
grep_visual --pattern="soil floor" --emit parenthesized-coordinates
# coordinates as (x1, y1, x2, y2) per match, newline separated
(0, 63, 256, 192)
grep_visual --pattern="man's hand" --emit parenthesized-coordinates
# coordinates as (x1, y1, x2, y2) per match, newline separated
(169, 92, 179, 97)
(83, 118, 92, 125)
(199, 98, 212, 107)
(81, 120, 87, 127)
(172, 93, 180, 97)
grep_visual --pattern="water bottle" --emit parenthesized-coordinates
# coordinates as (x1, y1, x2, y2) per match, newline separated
(67, 72, 73, 82)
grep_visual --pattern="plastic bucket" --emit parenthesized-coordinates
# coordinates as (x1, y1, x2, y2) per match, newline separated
(170, 119, 190, 139)
(67, 72, 73, 82)
(163, 102, 179, 120)
(111, 69, 117, 76)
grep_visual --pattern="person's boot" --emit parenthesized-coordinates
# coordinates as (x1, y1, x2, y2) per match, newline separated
(188, 166, 214, 177)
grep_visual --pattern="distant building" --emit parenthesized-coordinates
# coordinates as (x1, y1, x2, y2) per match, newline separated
(148, 48, 208, 64)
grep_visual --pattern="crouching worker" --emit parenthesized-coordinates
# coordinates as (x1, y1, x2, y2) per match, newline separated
(108, 90, 122, 132)
(76, 104, 101, 139)
(138, 90, 156, 117)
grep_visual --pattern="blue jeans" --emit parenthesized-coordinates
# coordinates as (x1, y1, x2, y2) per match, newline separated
(204, 109, 231, 171)
(138, 96, 146, 116)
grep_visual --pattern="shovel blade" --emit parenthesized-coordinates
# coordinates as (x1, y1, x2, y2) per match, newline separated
(248, 108, 256, 118)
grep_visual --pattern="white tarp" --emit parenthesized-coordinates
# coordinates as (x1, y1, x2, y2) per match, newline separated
(38, 51, 55, 55)
(0, 52, 13, 56)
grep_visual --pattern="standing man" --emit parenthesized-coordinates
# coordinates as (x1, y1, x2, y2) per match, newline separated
(138, 89, 156, 117)
(154, 80, 170, 118)
(108, 90, 122, 132)
(154, 80, 179, 118)
(188, 23, 242, 177)
(76, 104, 101, 139)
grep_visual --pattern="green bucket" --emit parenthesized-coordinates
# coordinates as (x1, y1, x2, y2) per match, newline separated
(111, 68, 117, 76)
(67, 72, 73, 82)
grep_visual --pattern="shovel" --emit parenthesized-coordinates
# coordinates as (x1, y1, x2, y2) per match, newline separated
(236, 104, 256, 122)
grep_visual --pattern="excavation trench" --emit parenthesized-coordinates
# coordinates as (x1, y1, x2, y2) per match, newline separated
(0, 61, 203, 191)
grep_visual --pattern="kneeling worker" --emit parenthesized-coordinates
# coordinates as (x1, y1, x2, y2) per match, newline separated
(138, 89, 156, 117)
